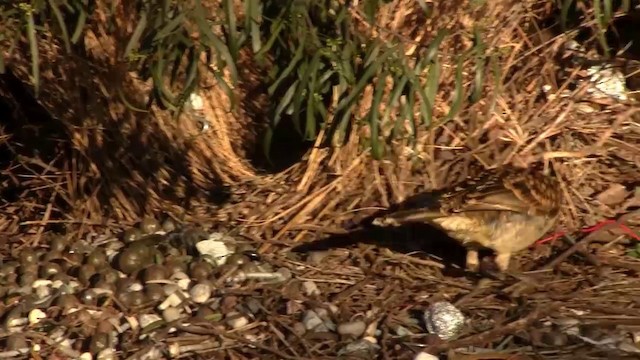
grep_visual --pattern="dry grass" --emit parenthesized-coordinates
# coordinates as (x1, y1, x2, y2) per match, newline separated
(1, 0, 640, 358)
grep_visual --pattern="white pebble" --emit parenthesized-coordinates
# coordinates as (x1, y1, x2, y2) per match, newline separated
(301, 281, 320, 296)
(302, 310, 326, 332)
(337, 320, 366, 337)
(35, 285, 52, 299)
(31, 279, 52, 288)
(28, 309, 46, 325)
(163, 283, 180, 296)
(189, 93, 204, 110)
(189, 283, 212, 304)
(158, 292, 183, 310)
(171, 271, 190, 281)
(79, 353, 93, 360)
(128, 282, 144, 292)
(6, 316, 28, 328)
(138, 314, 162, 328)
(51, 280, 65, 289)
(196, 237, 234, 266)
(162, 307, 183, 323)
(168, 342, 180, 357)
(177, 278, 191, 291)
(225, 311, 249, 329)
(97, 349, 116, 360)
(274, 267, 292, 282)
(414, 352, 438, 360)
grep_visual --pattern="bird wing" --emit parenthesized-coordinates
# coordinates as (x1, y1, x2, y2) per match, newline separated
(444, 169, 561, 216)
(371, 168, 561, 226)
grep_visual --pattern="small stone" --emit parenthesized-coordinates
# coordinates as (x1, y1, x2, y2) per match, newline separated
(145, 284, 165, 302)
(423, 301, 465, 340)
(97, 348, 116, 360)
(414, 352, 439, 360)
(220, 296, 238, 313)
(163, 284, 180, 296)
(161, 218, 177, 233)
(274, 267, 292, 282)
(306, 251, 329, 265)
(302, 310, 328, 332)
(6, 334, 28, 350)
(395, 325, 414, 337)
(140, 216, 160, 234)
(128, 282, 144, 292)
(225, 311, 249, 329)
(337, 320, 367, 338)
(301, 281, 320, 296)
(337, 337, 380, 357)
(122, 228, 142, 243)
(177, 278, 191, 291)
(28, 309, 46, 325)
(286, 322, 304, 338)
(189, 283, 212, 304)
(138, 314, 163, 328)
(158, 292, 183, 310)
(143, 265, 167, 283)
(31, 279, 53, 288)
(162, 307, 183, 323)
(244, 298, 262, 315)
(195, 236, 234, 266)
(35, 284, 52, 299)
(89, 332, 110, 354)
(79, 353, 93, 360)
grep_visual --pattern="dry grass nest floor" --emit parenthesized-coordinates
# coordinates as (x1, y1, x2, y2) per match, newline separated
(2, 1, 640, 359)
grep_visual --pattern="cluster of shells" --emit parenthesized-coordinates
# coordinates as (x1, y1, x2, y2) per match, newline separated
(0, 216, 289, 359)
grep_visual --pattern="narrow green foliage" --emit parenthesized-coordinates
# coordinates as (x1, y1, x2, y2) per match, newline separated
(444, 55, 466, 123)
(47, 0, 71, 52)
(245, 0, 262, 53)
(559, 0, 574, 31)
(23, 4, 40, 96)
(71, 0, 88, 44)
(123, 11, 148, 60)
(470, 26, 486, 104)
(593, 0, 611, 58)
(369, 71, 388, 159)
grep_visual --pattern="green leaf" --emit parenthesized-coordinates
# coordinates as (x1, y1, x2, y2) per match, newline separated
(222, 0, 239, 59)
(384, 75, 408, 139)
(336, 46, 394, 113)
(471, 25, 486, 104)
(153, 13, 186, 42)
(425, 29, 448, 64)
(560, 0, 573, 30)
(71, 1, 87, 44)
(268, 42, 305, 95)
(273, 80, 300, 131)
(369, 71, 388, 159)
(193, 0, 238, 83)
(444, 55, 466, 123)
(246, 0, 262, 53)
(25, 8, 39, 96)
(293, 53, 321, 134)
(48, 0, 71, 52)
(123, 11, 148, 60)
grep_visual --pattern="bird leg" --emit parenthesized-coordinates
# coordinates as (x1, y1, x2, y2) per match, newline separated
(494, 252, 512, 272)
(466, 249, 480, 272)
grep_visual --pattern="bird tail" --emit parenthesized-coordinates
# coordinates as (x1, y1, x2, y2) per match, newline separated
(370, 208, 445, 227)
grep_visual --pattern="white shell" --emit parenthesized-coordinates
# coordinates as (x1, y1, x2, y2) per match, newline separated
(195, 233, 236, 266)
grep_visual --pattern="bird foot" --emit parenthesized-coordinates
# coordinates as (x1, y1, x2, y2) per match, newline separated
(465, 249, 480, 272)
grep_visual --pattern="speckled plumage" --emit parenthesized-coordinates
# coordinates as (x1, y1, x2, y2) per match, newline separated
(371, 168, 563, 271)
